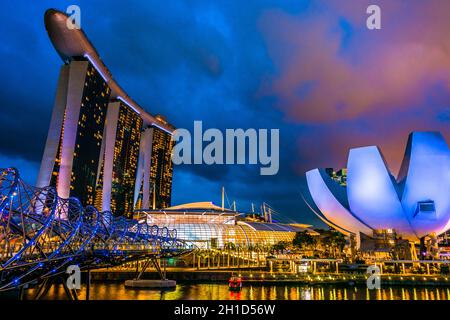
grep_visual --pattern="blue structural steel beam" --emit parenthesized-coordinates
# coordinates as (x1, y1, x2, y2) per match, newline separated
(0, 168, 185, 292)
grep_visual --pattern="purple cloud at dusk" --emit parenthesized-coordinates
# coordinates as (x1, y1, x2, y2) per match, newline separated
(259, 0, 450, 175)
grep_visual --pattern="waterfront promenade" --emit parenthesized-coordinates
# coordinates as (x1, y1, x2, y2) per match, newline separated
(91, 264, 450, 287)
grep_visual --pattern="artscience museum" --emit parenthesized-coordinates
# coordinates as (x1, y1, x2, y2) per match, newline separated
(305, 131, 450, 250)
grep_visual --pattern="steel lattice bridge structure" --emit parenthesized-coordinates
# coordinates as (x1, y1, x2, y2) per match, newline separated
(0, 167, 188, 294)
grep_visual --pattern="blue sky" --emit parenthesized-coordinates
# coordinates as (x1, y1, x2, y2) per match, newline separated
(1, 0, 449, 227)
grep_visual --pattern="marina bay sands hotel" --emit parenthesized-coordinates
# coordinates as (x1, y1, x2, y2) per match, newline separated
(37, 9, 175, 217)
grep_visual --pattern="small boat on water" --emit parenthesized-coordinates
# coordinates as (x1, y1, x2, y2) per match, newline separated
(228, 275, 242, 291)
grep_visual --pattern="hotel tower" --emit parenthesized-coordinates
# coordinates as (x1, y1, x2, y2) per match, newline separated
(37, 9, 175, 217)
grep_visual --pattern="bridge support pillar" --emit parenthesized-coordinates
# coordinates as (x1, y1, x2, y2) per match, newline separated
(86, 269, 91, 300)
(18, 286, 25, 300)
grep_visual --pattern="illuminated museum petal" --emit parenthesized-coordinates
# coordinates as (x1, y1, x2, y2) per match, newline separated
(347, 146, 415, 238)
(306, 168, 373, 236)
(398, 132, 450, 238)
(306, 132, 450, 242)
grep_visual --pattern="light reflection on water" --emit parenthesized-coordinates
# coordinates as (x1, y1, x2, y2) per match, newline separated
(24, 283, 450, 300)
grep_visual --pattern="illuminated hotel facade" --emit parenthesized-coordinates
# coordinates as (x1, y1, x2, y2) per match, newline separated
(37, 9, 174, 217)
(134, 124, 174, 211)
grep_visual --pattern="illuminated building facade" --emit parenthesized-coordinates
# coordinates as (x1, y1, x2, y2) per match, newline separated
(71, 62, 110, 205)
(37, 9, 175, 217)
(111, 103, 143, 215)
(134, 120, 174, 211)
(97, 101, 143, 217)
(41, 60, 110, 205)
(325, 168, 347, 187)
(135, 202, 318, 249)
(305, 131, 450, 247)
(149, 123, 174, 209)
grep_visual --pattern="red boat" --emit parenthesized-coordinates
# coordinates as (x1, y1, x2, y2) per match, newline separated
(228, 275, 242, 291)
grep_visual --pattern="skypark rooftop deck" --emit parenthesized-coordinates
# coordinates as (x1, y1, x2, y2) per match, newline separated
(44, 9, 174, 133)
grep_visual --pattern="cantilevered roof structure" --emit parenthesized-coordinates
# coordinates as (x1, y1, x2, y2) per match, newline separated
(44, 9, 173, 133)
(164, 202, 235, 212)
(237, 221, 315, 233)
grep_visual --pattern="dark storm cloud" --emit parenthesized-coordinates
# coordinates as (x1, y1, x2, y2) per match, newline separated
(2, 1, 449, 228)
(75, 0, 316, 223)
(0, 1, 61, 166)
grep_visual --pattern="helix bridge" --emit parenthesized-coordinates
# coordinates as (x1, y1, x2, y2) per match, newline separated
(0, 167, 188, 294)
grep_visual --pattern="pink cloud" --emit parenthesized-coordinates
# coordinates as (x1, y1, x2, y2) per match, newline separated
(258, 0, 450, 123)
(258, 0, 450, 172)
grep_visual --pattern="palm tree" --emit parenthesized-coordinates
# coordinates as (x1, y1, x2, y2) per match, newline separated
(236, 245, 242, 268)
(254, 243, 263, 266)
(248, 246, 253, 266)
(329, 232, 346, 258)
(321, 231, 346, 258)
(293, 231, 316, 251)
(272, 241, 289, 254)
(224, 242, 236, 267)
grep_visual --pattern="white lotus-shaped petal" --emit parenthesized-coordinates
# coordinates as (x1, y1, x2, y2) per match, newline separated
(347, 146, 414, 237)
(305, 131, 450, 241)
(399, 132, 450, 238)
(306, 169, 372, 236)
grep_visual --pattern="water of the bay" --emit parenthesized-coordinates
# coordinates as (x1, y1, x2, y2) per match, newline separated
(24, 282, 450, 300)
